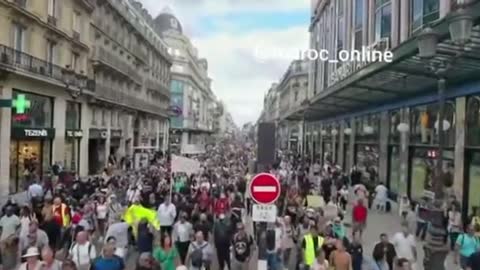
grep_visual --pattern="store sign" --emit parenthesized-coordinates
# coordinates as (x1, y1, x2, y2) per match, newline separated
(12, 127, 55, 139)
(13, 94, 31, 114)
(111, 130, 122, 138)
(89, 128, 108, 139)
(66, 130, 83, 138)
(329, 60, 368, 86)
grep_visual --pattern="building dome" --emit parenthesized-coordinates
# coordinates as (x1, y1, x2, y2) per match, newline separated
(153, 7, 183, 34)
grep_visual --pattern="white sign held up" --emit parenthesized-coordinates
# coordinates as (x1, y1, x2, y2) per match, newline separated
(252, 204, 277, 223)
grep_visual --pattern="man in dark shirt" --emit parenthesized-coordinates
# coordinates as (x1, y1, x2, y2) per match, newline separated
(232, 222, 254, 269)
(467, 249, 480, 270)
(373, 233, 397, 270)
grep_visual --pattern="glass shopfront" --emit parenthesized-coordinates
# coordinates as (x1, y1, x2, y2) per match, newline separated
(355, 144, 379, 184)
(10, 90, 54, 193)
(410, 102, 456, 146)
(65, 101, 82, 172)
(466, 152, 480, 215)
(409, 148, 454, 200)
(388, 146, 405, 197)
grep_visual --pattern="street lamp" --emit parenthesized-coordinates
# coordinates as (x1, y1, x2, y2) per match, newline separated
(449, 7, 474, 45)
(417, 7, 474, 270)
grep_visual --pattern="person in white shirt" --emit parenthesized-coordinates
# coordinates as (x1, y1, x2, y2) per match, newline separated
(105, 221, 130, 259)
(392, 224, 417, 270)
(374, 182, 388, 212)
(173, 212, 194, 264)
(27, 180, 44, 202)
(157, 196, 177, 236)
(69, 231, 97, 270)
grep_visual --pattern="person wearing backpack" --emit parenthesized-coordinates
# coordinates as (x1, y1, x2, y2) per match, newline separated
(68, 231, 96, 270)
(186, 230, 213, 270)
(455, 224, 480, 269)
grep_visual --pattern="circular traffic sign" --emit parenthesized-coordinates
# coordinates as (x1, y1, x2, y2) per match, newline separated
(249, 173, 281, 204)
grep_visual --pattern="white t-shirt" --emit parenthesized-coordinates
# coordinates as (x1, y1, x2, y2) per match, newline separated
(69, 242, 97, 267)
(96, 203, 108, 220)
(375, 185, 388, 200)
(392, 232, 416, 261)
(157, 203, 177, 226)
(0, 215, 20, 240)
(173, 221, 193, 242)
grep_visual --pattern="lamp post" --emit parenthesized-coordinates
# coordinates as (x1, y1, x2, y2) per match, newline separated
(417, 5, 473, 270)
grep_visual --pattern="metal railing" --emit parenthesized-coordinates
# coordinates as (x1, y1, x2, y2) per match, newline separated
(95, 81, 167, 116)
(92, 46, 143, 84)
(0, 44, 92, 90)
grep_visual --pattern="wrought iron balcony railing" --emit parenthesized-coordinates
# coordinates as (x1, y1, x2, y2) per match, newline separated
(95, 81, 167, 116)
(0, 44, 93, 90)
(92, 46, 143, 84)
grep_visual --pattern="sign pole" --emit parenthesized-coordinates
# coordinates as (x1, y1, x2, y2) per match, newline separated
(249, 172, 281, 270)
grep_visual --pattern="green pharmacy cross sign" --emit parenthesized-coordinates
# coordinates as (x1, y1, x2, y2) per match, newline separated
(12, 94, 31, 114)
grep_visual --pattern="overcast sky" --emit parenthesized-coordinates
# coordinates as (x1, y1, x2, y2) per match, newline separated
(139, 0, 310, 126)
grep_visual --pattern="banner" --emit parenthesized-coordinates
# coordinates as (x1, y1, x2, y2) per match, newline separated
(123, 204, 160, 237)
(171, 155, 201, 175)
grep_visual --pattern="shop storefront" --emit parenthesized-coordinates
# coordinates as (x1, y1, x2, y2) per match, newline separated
(110, 129, 122, 156)
(65, 101, 82, 173)
(464, 96, 480, 215)
(387, 110, 404, 199)
(354, 114, 380, 185)
(408, 102, 455, 201)
(88, 128, 107, 174)
(10, 89, 54, 192)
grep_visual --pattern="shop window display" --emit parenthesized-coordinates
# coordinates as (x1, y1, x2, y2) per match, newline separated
(389, 146, 402, 195)
(410, 148, 454, 200)
(468, 152, 480, 215)
(355, 145, 379, 184)
(467, 96, 480, 146)
(410, 102, 455, 145)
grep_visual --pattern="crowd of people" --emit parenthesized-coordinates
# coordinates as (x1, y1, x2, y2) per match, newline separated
(1, 136, 480, 270)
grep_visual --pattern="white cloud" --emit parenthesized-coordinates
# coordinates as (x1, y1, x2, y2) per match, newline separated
(192, 27, 309, 125)
(138, 0, 310, 125)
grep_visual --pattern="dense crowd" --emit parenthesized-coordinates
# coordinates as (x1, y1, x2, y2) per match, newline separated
(1, 137, 480, 270)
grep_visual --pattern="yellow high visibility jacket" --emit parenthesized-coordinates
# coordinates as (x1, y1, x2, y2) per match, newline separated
(303, 234, 324, 266)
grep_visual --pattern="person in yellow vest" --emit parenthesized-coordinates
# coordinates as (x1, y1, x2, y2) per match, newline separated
(301, 225, 325, 269)
(52, 196, 71, 228)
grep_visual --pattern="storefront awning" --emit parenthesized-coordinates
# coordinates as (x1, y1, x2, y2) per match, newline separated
(287, 3, 480, 121)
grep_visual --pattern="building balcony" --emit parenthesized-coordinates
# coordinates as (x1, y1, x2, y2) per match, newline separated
(146, 78, 170, 98)
(94, 81, 167, 117)
(74, 0, 95, 12)
(92, 46, 143, 84)
(0, 44, 92, 90)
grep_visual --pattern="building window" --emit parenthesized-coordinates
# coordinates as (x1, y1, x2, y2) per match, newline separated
(11, 91, 53, 128)
(101, 109, 106, 126)
(71, 52, 79, 71)
(375, 0, 392, 41)
(65, 101, 80, 129)
(48, 0, 56, 17)
(46, 40, 55, 64)
(411, 0, 440, 33)
(111, 111, 116, 127)
(354, 0, 364, 50)
(72, 11, 80, 33)
(91, 107, 97, 125)
(294, 91, 298, 102)
(13, 24, 24, 52)
(117, 112, 121, 127)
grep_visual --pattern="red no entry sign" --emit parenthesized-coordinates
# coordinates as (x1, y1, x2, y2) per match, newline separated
(249, 173, 281, 204)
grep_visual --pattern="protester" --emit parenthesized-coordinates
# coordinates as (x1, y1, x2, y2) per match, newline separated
(185, 231, 213, 270)
(68, 231, 96, 270)
(18, 247, 42, 270)
(392, 224, 417, 270)
(41, 246, 62, 270)
(89, 243, 124, 270)
(153, 234, 179, 270)
(373, 233, 396, 270)
(231, 222, 254, 270)
(172, 212, 193, 264)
